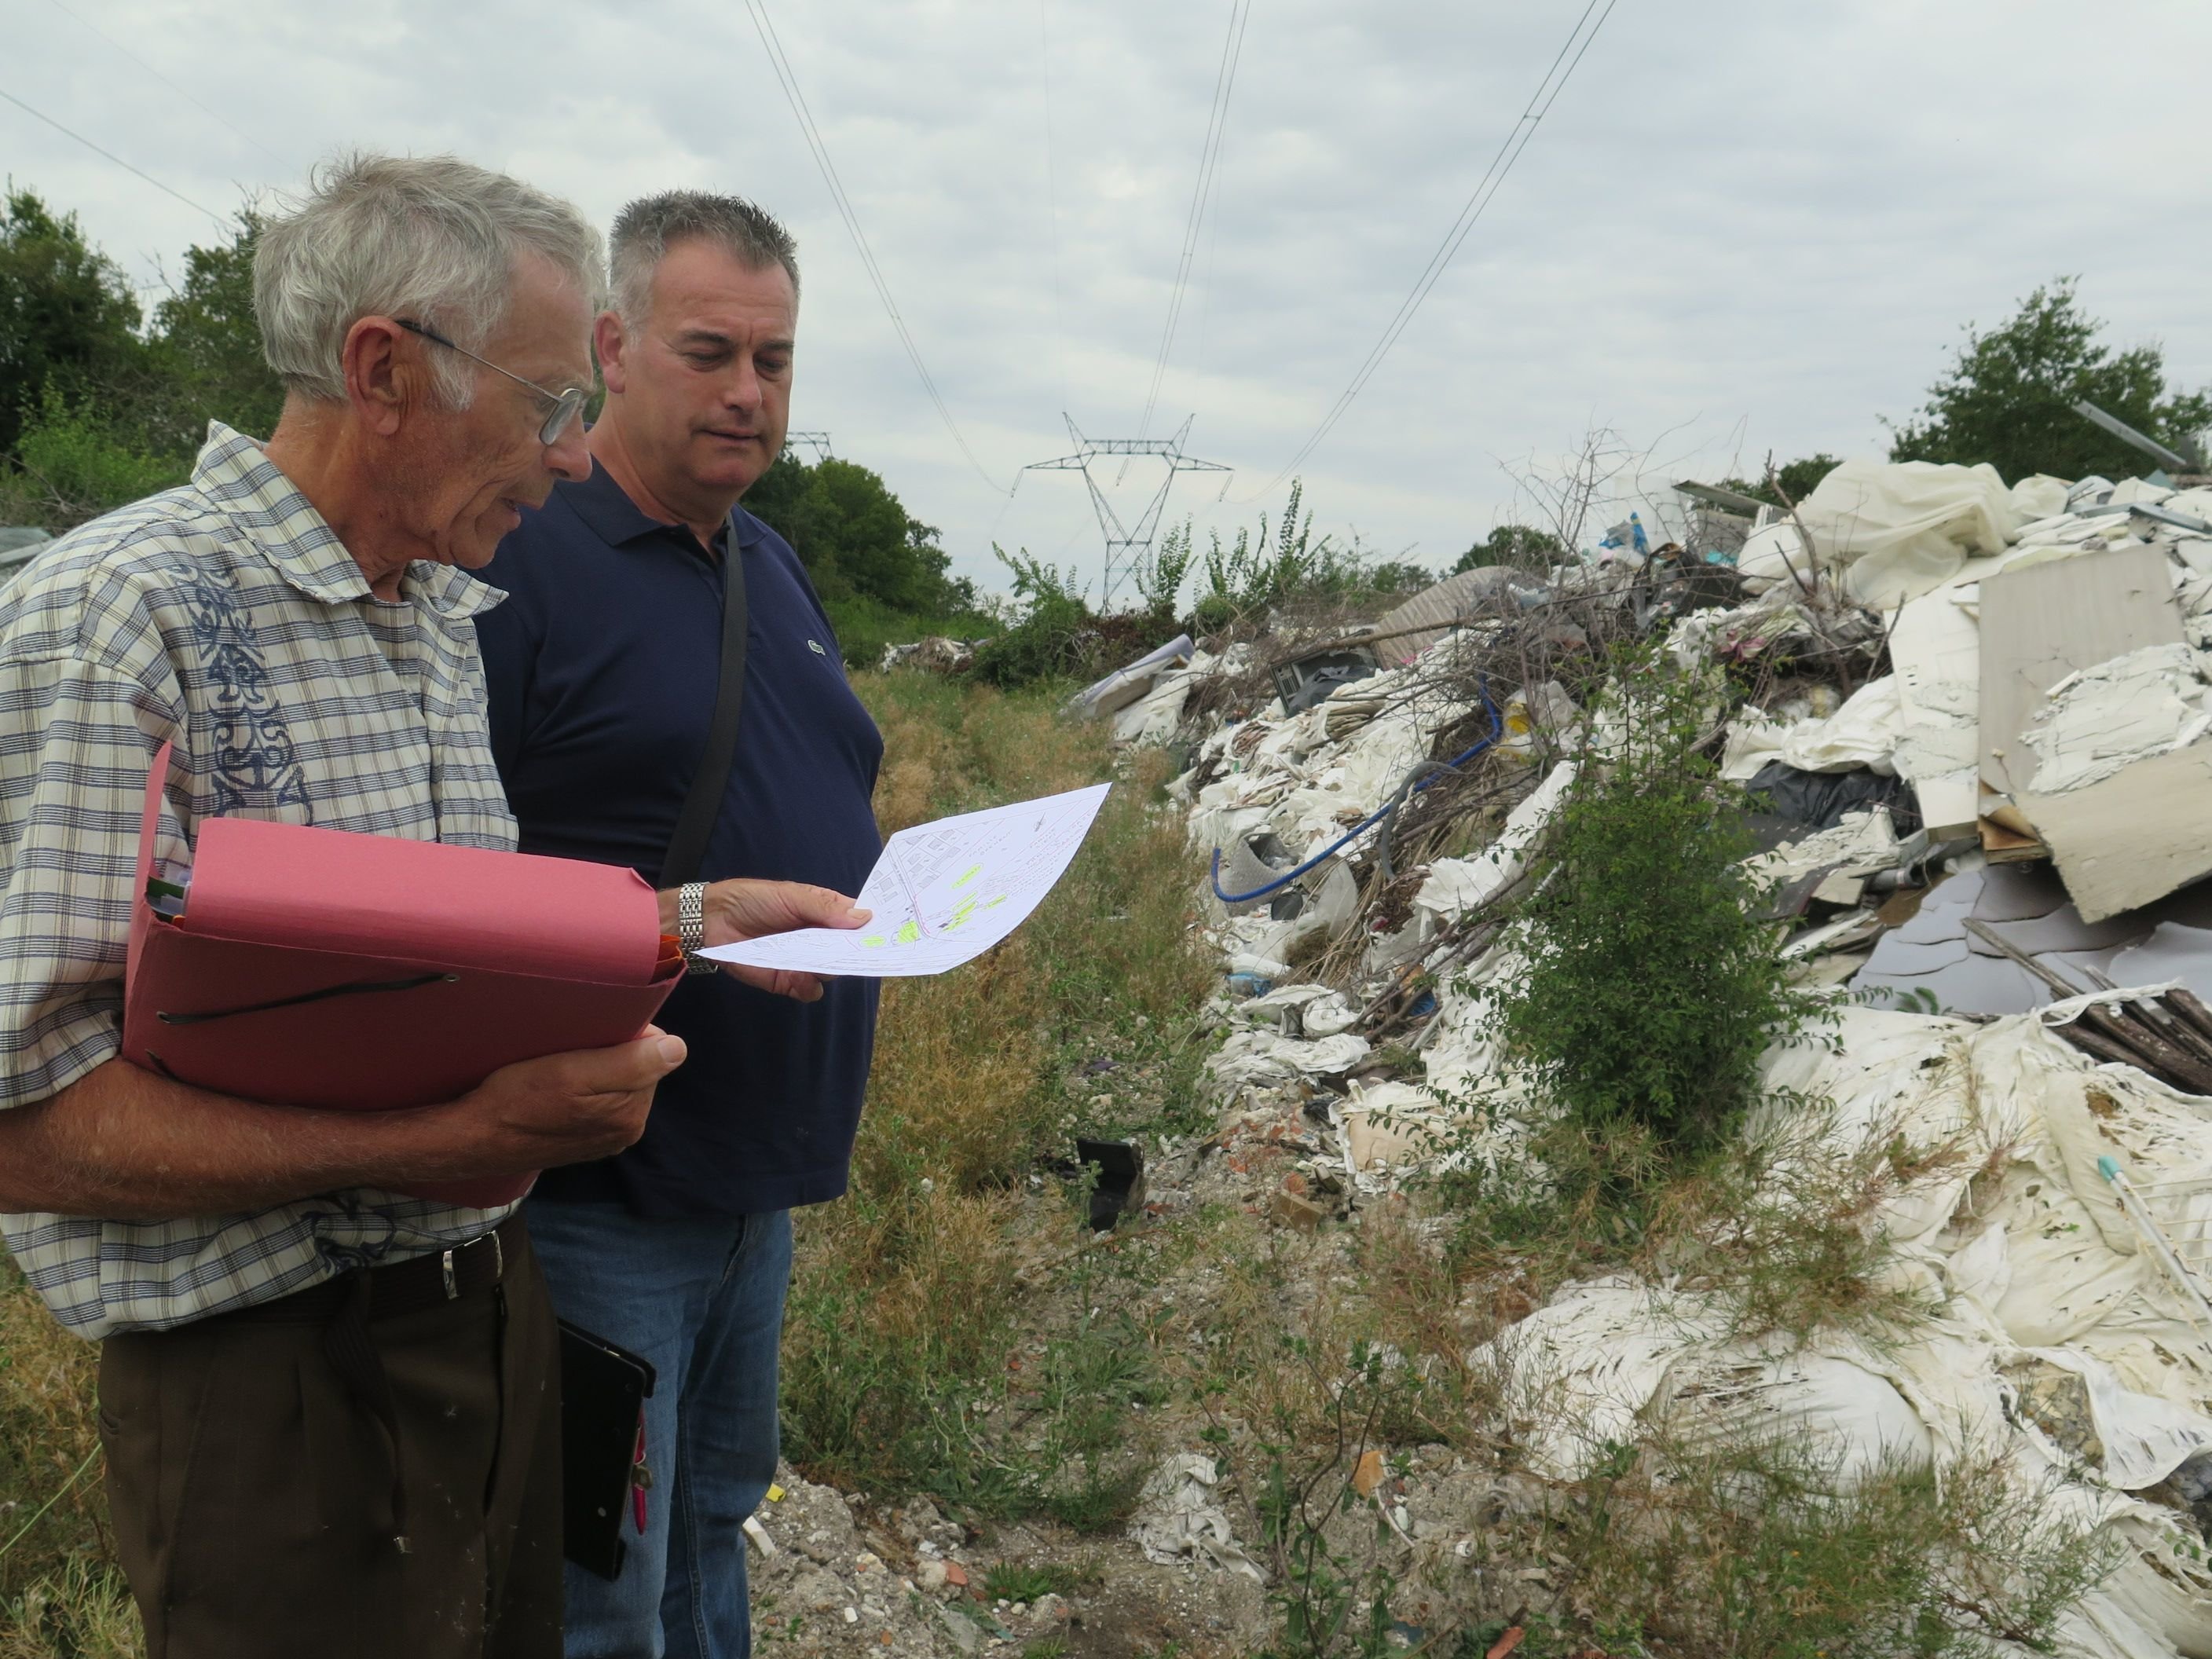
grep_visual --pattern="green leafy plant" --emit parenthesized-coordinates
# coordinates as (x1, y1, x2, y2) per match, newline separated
(965, 548, 1099, 688)
(1496, 649, 1824, 1164)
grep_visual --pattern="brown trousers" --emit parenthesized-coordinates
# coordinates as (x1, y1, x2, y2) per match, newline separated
(96, 1221, 563, 1659)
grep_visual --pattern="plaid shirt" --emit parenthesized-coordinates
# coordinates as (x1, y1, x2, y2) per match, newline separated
(0, 423, 523, 1339)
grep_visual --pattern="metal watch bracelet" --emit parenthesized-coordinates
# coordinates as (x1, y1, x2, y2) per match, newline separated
(677, 881, 717, 975)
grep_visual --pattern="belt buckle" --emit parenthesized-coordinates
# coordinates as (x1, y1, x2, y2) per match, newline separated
(441, 1230, 504, 1300)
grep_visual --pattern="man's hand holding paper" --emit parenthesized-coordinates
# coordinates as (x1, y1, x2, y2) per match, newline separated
(657, 879, 873, 1002)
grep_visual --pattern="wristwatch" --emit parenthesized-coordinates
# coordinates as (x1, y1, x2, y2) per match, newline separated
(677, 881, 717, 975)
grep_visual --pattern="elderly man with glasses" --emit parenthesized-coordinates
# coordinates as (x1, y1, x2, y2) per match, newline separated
(0, 153, 857, 1659)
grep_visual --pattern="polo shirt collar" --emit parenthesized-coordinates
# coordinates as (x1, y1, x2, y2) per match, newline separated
(189, 419, 505, 622)
(562, 459, 767, 553)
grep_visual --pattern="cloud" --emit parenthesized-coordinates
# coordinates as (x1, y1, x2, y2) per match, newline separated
(8, 0, 2210, 589)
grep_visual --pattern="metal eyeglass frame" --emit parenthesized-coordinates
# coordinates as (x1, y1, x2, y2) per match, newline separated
(391, 317, 588, 446)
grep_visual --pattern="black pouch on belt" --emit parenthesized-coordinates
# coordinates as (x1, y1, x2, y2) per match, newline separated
(558, 1319, 657, 1580)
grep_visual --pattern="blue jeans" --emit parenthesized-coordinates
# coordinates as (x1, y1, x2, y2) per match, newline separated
(526, 1201, 794, 1659)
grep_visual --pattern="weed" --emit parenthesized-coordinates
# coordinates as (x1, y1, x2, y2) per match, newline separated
(1247, 1342, 1401, 1659)
(1514, 1434, 2120, 1657)
(0, 1554, 139, 1659)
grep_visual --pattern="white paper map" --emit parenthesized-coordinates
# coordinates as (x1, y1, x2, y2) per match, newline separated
(702, 782, 1112, 978)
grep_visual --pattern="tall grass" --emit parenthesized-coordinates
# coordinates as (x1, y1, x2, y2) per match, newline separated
(780, 672, 1214, 1516)
(0, 1261, 134, 1657)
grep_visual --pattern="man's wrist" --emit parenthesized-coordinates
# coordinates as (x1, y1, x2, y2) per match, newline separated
(676, 881, 717, 974)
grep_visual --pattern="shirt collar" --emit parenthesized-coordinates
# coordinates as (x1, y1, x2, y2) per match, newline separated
(189, 419, 504, 621)
(560, 459, 767, 554)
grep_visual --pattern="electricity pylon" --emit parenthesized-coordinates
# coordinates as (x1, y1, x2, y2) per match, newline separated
(784, 430, 834, 463)
(1021, 415, 1231, 606)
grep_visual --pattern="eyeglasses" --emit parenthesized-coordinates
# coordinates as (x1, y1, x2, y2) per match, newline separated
(391, 317, 588, 446)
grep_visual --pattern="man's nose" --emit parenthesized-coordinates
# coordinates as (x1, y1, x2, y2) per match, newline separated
(545, 416, 592, 482)
(724, 361, 764, 416)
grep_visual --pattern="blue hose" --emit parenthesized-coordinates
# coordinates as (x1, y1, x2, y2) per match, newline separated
(1208, 677, 1502, 906)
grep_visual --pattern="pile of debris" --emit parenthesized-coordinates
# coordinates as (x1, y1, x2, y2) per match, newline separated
(1087, 449, 2212, 1657)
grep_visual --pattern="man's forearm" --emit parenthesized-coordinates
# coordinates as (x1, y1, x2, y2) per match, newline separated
(0, 1058, 493, 1219)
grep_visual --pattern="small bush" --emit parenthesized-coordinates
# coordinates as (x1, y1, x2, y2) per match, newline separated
(819, 592, 994, 670)
(965, 549, 1102, 689)
(3, 387, 185, 532)
(1497, 650, 1822, 1161)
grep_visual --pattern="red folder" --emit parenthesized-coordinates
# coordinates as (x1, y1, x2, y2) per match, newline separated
(123, 745, 682, 1207)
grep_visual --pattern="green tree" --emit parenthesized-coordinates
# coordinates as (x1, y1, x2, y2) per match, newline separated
(144, 211, 286, 449)
(1454, 522, 1565, 573)
(0, 189, 146, 460)
(1716, 454, 1840, 510)
(1887, 279, 2212, 483)
(745, 453, 968, 614)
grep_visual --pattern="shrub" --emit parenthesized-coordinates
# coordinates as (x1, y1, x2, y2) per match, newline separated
(3, 387, 185, 531)
(1496, 650, 1822, 1159)
(965, 548, 1101, 689)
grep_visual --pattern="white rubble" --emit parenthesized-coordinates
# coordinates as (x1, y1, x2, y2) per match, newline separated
(1125, 467, 2212, 1654)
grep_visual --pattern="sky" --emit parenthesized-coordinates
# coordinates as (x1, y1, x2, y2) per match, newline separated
(6, 0, 2212, 599)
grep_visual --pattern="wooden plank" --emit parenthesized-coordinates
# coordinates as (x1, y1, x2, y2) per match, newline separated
(1979, 816, 2045, 863)
(1977, 543, 2181, 798)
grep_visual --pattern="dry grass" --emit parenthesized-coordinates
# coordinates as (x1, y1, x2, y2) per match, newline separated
(0, 1261, 133, 1658)
(782, 672, 1214, 1511)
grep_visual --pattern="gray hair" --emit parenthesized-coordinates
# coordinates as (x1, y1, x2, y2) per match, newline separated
(255, 152, 606, 407)
(609, 190, 799, 329)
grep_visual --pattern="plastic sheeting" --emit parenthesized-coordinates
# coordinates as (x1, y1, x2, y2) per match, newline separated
(1126, 1453, 1265, 1580)
(1203, 1029, 1371, 1092)
(1460, 1006, 2212, 1657)
(1412, 760, 1577, 927)
(1723, 674, 1905, 780)
(1737, 458, 2022, 608)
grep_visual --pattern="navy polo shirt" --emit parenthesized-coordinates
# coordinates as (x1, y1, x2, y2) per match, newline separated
(474, 462, 883, 1218)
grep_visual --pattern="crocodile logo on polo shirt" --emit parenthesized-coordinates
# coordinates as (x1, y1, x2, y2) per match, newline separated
(808, 639, 827, 656)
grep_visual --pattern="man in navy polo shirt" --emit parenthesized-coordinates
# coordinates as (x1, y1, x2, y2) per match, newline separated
(474, 192, 882, 1658)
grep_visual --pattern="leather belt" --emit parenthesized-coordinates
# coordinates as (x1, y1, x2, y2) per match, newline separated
(218, 1220, 512, 1324)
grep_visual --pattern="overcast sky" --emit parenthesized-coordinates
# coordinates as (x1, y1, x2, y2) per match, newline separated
(8, 0, 2212, 595)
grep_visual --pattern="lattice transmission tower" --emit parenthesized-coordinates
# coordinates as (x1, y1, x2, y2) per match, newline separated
(783, 430, 834, 463)
(1021, 416, 1231, 606)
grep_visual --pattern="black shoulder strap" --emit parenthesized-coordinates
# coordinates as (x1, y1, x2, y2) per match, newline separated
(657, 527, 748, 888)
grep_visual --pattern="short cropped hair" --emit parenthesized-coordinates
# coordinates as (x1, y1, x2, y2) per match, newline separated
(255, 152, 606, 407)
(609, 190, 800, 328)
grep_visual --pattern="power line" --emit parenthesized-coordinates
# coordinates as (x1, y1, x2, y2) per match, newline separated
(1239, 0, 1621, 501)
(1133, 0, 1251, 445)
(42, 0, 288, 170)
(0, 85, 229, 229)
(741, 0, 1012, 495)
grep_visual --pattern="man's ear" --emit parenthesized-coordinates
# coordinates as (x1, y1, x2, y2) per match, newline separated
(341, 317, 412, 438)
(594, 311, 632, 397)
